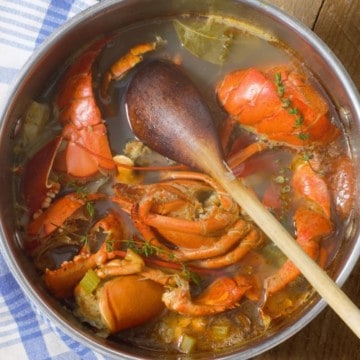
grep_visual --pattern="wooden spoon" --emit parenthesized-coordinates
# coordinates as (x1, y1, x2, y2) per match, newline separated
(125, 59, 360, 338)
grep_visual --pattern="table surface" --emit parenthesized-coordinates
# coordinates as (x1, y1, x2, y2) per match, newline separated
(256, 1, 360, 359)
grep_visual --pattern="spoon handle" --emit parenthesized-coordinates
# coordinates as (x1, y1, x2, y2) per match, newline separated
(125, 59, 360, 337)
(211, 163, 360, 339)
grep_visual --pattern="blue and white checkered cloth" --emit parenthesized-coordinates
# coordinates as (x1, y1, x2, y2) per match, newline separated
(0, 1, 114, 359)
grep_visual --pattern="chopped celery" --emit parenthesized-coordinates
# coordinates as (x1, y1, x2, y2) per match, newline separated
(212, 325, 229, 339)
(178, 333, 196, 354)
(79, 269, 100, 294)
(14, 101, 50, 156)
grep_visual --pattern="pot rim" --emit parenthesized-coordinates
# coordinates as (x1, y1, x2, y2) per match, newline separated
(0, 1, 359, 359)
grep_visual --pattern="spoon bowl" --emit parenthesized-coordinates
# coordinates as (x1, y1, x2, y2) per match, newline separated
(126, 60, 226, 173)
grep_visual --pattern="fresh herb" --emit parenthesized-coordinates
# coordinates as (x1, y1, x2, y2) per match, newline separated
(297, 132, 310, 141)
(173, 17, 235, 64)
(281, 98, 291, 108)
(124, 239, 140, 252)
(295, 114, 304, 127)
(85, 201, 95, 217)
(275, 72, 285, 97)
(128, 239, 176, 261)
(106, 237, 115, 252)
(302, 151, 314, 162)
(288, 107, 299, 115)
(274, 72, 313, 163)
(66, 180, 96, 217)
(181, 263, 201, 287)
(125, 239, 200, 286)
(141, 241, 159, 257)
(67, 180, 89, 199)
(79, 235, 90, 247)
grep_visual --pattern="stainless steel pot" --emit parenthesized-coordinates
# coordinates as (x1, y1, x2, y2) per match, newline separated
(0, 1, 359, 359)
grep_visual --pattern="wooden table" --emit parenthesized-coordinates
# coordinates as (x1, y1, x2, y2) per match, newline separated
(255, 1, 360, 359)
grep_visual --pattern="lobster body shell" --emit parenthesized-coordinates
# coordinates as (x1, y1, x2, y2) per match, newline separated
(217, 67, 339, 146)
(75, 275, 165, 334)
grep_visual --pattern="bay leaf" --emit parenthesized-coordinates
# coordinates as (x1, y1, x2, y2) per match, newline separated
(173, 17, 235, 65)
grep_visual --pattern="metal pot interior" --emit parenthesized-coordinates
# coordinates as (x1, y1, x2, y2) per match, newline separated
(0, 0, 359, 359)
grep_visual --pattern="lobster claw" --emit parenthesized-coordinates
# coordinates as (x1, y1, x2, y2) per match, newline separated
(27, 192, 104, 239)
(162, 274, 252, 316)
(78, 275, 165, 334)
(43, 211, 124, 299)
(112, 171, 264, 268)
(53, 37, 116, 179)
(53, 38, 158, 180)
(54, 122, 115, 178)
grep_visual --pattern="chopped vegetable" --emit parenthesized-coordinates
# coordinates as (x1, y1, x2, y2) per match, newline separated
(13, 101, 50, 156)
(113, 154, 142, 184)
(211, 325, 229, 340)
(178, 333, 196, 353)
(79, 269, 100, 294)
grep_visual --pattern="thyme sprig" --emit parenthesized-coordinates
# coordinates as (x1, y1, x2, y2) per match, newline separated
(66, 180, 96, 217)
(49, 221, 92, 252)
(79, 234, 90, 248)
(125, 239, 177, 262)
(274, 72, 313, 162)
(66, 180, 89, 199)
(85, 201, 95, 217)
(181, 263, 202, 287)
(125, 239, 201, 286)
(105, 236, 115, 252)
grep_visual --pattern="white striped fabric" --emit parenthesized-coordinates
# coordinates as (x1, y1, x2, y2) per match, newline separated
(0, 1, 118, 359)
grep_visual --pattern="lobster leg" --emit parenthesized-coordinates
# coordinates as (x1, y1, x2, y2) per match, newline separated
(162, 274, 252, 316)
(192, 227, 264, 269)
(74, 269, 165, 334)
(43, 211, 124, 298)
(265, 205, 332, 295)
(100, 42, 158, 100)
(265, 158, 333, 295)
(56, 122, 115, 177)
